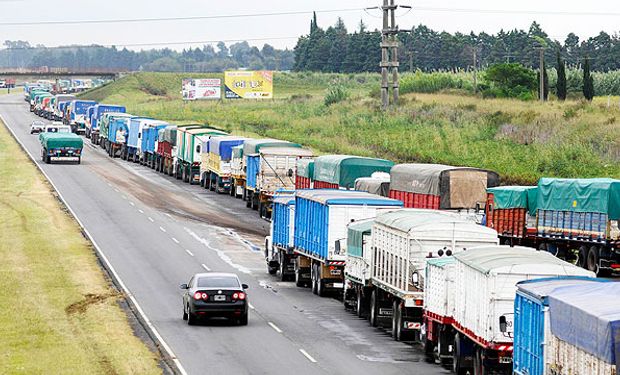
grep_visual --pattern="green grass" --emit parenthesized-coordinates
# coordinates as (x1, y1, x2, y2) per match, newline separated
(0, 120, 162, 374)
(80, 72, 620, 185)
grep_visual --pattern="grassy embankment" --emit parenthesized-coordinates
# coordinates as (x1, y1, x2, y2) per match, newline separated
(0, 121, 161, 374)
(82, 72, 620, 185)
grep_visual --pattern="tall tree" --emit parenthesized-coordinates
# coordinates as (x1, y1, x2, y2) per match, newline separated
(583, 56, 595, 100)
(556, 50, 567, 100)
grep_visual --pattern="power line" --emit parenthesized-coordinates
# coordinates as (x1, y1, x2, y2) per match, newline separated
(413, 6, 620, 17)
(0, 8, 363, 27)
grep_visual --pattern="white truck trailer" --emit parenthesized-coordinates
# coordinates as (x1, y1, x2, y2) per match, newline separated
(366, 209, 499, 342)
(445, 246, 594, 375)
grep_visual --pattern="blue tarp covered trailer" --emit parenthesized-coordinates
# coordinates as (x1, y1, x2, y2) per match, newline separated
(209, 136, 247, 161)
(513, 276, 599, 375)
(272, 194, 296, 249)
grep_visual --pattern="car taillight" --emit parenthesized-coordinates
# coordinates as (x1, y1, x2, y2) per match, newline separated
(193, 292, 202, 300)
(201, 292, 208, 300)
(233, 292, 246, 300)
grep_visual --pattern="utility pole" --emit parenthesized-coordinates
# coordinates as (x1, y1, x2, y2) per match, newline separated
(472, 48, 478, 93)
(537, 47, 545, 102)
(378, 0, 407, 110)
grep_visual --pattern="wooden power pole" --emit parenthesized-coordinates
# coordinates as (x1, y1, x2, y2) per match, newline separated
(380, 0, 401, 110)
(537, 47, 546, 102)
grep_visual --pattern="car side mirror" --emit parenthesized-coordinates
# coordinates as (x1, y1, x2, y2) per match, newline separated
(242, 284, 249, 289)
(179, 283, 189, 290)
(499, 315, 507, 333)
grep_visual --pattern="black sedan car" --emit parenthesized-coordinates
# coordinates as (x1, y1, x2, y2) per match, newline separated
(180, 272, 249, 326)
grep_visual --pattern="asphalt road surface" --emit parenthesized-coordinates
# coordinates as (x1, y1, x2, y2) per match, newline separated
(0, 94, 450, 375)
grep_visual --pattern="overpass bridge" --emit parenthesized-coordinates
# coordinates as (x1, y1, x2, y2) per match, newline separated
(0, 69, 125, 80)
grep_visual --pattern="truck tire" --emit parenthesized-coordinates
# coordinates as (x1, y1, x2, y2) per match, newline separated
(473, 347, 486, 375)
(267, 264, 277, 275)
(317, 277, 326, 297)
(452, 334, 468, 375)
(356, 289, 366, 318)
(311, 264, 318, 295)
(392, 300, 402, 341)
(279, 255, 288, 281)
(587, 246, 600, 275)
(295, 269, 305, 288)
(77, 157, 81, 165)
(230, 179, 236, 197)
(577, 245, 588, 268)
(369, 290, 379, 327)
(245, 191, 252, 208)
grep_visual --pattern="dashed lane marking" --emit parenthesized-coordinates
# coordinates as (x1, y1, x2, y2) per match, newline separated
(248, 303, 255, 310)
(185, 249, 194, 257)
(172, 237, 179, 244)
(148, 217, 154, 222)
(129, 201, 135, 206)
(201, 263, 211, 271)
(138, 209, 144, 214)
(159, 226, 166, 233)
(268, 322, 283, 333)
(299, 349, 317, 363)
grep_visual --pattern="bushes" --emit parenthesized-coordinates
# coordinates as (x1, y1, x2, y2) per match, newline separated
(324, 85, 350, 106)
(482, 63, 537, 99)
(400, 71, 474, 94)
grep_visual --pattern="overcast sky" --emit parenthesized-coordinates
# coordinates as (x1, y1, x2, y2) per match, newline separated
(0, 0, 618, 50)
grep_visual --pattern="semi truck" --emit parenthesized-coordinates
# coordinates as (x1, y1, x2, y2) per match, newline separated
(65, 100, 97, 134)
(246, 145, 313, 219)
(389, 163, 499, 214)
(39, 132, 84, 164)
(87, 104, 126, 145)
(52, 94, 76, 121)
(438, 246, 593, 375)
(201, 136, 246, 194)
(124, 117, 154, 163)
(107, 116, 135, 158)
(155, 125, 177, 175)
(312, 155, 394, 189)
(264, 191, 297, 281)
(486, 178, 620, 275)
(512, 277, 602, 375)
(99, 112, 133, 151)
(175, 127, 228, 184)
(363, 209, 498, 342)
(293, 190, 403, 296)
(141, 120, 169, 167)
(230, 145, 247, 198)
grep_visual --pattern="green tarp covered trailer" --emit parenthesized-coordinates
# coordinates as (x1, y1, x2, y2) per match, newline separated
(313, 155, 395, 189)
(536, 178, 620, 219)
(347, 219, 374, 258)
(297, 158, 315, 179)
(487, 186, 538, 216)
(39, 133, 83, 164)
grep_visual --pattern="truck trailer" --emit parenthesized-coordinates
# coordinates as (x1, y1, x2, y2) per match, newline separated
(140, 120, 169, 167)
(66, 100, 97, 134)
(445, 246, 593, 375)
(354, 172, 390, 197)
(293, 190, 403, 296)
(202, 136, 247, 194)
(155, 125, 177, 175)
(39, 133, 83, 164)
(175, 127, 228, 184)
(230, 145, 246, 198)
(87, 104, 126, 145)
(295, 159, 314, 189)
(512, 277, 601, 375)
(365, 209, 499, 342)
(312, 155, 394, 189)
(264, 191, 297, 281)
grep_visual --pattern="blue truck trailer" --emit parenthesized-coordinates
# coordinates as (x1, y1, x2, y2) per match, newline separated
(264, 191, 297, 281)
(293, 190, 403, 296)
(87, 104, 126, 145)
(66, 100, 97, 134)
(140, 120, 169, 167)
(124, 117, 153, 162)
(513, 277, 599, 375)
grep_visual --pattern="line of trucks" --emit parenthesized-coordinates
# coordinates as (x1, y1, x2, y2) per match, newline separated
(23, 85, 620, 375)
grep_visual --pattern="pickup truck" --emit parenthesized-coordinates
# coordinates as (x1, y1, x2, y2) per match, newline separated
(39, 132, 83, 164)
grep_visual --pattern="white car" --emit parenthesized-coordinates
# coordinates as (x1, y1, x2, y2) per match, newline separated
(30, 120, 45, 134)
(44, 123, 72, 134)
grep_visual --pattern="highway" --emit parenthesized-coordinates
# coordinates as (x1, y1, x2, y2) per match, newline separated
(0, 94, 449, 375)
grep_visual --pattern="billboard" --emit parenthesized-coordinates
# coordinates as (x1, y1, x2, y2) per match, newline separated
(182, 78, 221, 100)
(224, 71, 273, 99)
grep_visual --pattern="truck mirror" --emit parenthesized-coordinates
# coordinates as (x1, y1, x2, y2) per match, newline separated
(499, 316, 507, 333)
(287, 168, 294, 177)
(335, 240, 341, 255)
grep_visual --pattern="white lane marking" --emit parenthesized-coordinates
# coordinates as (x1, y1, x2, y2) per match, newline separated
(114, 188, 119, 192)
(248, 302, 255, 310)
(122, 195, 127, 200)
(165, 213, 172, 219)
(299, 349, 317, 363)
(0, 114, 189, 375)
(107, 183, 112, 187)
(171, 237, 179, 244)
(201, 263, 211, 271)
(185, 249, 194, 257)
(159, 226, 166, 233)
(138, 209, 144, 214)
(148, 217, 154, 222)
(268, 322, 283, 333)
(129, 201, 135, 206)
(184, 227, 251, 274)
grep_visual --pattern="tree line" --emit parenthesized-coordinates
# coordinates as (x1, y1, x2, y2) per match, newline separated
(0, 40, 295, 72)
(294, 15, 620, 73)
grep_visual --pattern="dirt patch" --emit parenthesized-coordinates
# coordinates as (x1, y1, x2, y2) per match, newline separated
(88, 162, 266, 237)
(66, 292, 122, 315)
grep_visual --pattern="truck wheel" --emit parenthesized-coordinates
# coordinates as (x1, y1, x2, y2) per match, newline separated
(577, 245, 588, 268)
(77, 157, 81, 165)
(587, 246, 600, 275)
(473, 347, 485, 375)
(279, 256, 288, 281)
(45, 154, 51, 164)
(230, 179, 236, 197)
(392, 300, 403, 341)
(452, 334, 468, 375)
(369, 290, 379, 327)
(267, 264, 277, 275)
(317, 277, 326, 297)
(356, 289, 366, 318)
(246, 192, 252, 208)
(311, 264, 318, 295)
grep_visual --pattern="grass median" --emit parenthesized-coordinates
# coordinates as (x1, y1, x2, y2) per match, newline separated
(0, 120, 161, 374)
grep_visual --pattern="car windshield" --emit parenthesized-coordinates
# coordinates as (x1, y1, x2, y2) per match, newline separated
(197, 276, 240, 288)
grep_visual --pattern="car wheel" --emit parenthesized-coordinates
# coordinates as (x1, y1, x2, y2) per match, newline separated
(238, 312, 248, 326)
(187, 305, 196, 326)
(182, 305, 188, 321)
